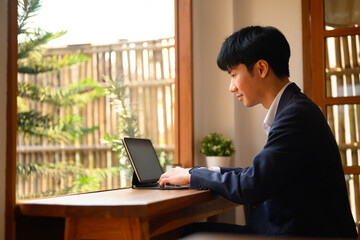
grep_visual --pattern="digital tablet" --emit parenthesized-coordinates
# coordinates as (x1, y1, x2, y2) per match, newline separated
(122, 137, 189, 190)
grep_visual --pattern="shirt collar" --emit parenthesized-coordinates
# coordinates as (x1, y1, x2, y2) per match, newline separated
(262, 82, 291, 135)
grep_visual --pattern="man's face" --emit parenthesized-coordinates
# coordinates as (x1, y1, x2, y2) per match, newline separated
(228, 63, 262, 107)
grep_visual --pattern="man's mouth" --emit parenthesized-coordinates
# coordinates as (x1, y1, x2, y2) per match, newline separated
(236, 94, 243, 100)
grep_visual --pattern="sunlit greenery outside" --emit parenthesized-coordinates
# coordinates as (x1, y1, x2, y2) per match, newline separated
(16, 0, 174, 199)
(17, 0, 109, 199)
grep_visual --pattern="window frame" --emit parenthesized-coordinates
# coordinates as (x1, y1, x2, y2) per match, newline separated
(6, 0, 18, 239)
(302, 0, 360, 110)
(302, 0, 360, 219)
(5, 0, 193, 239)
(175, 0, 193, 168)
(302, 1, 360, 160)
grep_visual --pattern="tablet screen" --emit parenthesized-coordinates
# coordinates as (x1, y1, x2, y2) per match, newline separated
(122, 138, 164, 183)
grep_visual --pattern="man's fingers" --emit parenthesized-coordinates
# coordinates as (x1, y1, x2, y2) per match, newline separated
(159, 171, 171, 186)
(159, 167, 189, 187)
(159, 172, 169, 182)
(159, 168, 177, 182)
(159, 177, 169, 187)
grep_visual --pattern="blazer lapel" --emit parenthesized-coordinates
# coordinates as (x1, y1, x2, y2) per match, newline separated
(276, 83, 301, 117)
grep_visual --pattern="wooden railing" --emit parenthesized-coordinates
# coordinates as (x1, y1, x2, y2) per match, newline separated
(16, 38, 176, 199)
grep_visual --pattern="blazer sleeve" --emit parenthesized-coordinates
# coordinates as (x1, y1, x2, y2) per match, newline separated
(190, 104, 313, 205)
(220, 167, 243, 173)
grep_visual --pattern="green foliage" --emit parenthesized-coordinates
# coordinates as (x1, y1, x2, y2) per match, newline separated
(105, 74, 140, 138)
(157, 150, 174, 171)
(102, 74, 173, 171)
(102, 74, 142, 172)
(18, 78, 106, 108)
(200, 132, 235, 156)
(18, 0, 68, 62)
(18, 28, 67, 60)
(16, 0, 104, 143)
(17, 111, 98, 143)
(16, 162, 122, 199)
(16, 0, 112, 199)
(18, 53, 89, 74)
(17, 76, 106, 143)
(18, 0, 42, 35)
(103, 74, 141, 156)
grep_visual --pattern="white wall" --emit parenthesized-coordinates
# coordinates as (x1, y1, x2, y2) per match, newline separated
(0, 0, 8, 238)
(193, 0, 303, 225)
(233, 0, 303, 164)
(192, 0, 237, 223)
(193, 0, 235, 167)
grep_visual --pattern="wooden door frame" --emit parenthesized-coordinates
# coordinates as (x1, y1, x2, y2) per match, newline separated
(6, 0, 18, 239)
(302, 0, 360, 114)
(302, 0, 360, 219)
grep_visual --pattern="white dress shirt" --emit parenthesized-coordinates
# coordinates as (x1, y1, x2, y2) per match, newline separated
(262, 82, 291, 135)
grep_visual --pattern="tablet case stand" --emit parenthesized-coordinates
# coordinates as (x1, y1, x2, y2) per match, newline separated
(132, 172, 159, 189)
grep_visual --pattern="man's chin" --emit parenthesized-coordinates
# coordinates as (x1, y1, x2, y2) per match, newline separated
(243, 101, 258, 108)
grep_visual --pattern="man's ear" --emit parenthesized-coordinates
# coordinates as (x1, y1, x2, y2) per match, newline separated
(257, 60, 269, 78)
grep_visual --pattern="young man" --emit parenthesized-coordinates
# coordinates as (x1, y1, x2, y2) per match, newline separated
(159, 26, 357, 238)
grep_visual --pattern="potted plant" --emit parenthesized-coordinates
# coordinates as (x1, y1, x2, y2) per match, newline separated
(200, 132, 235, 167)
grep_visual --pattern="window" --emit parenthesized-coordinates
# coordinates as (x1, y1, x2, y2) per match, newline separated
(6, 0, 192, 237)
(302, 0, 360, 226)
(17, 0, 179, 199)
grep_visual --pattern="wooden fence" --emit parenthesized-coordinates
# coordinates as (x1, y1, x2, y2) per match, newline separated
(17, 38, 176, 199)
(326, 34, 360, 224)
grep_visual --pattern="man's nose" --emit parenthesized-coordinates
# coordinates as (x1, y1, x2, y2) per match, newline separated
(229, 80, 237, 92)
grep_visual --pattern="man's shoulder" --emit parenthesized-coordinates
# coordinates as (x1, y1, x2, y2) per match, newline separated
(273, 91, 326, 132)
(279, 91, 321, 117)
(278, 83, 317, 113)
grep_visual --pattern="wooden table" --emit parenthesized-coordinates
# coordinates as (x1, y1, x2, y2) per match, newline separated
(16, 188, 239, 240)
(182, 233, 342, 240)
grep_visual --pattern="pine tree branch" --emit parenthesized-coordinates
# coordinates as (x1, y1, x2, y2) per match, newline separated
(18, 29, 67, 60)
(105, 74, 140, 138)
(18, 78, 106, 107)
(102, 75, 141, 169)
(17, 111, 98, 143)
(16, 0, 104, 145)
(18, 0, 42, 35)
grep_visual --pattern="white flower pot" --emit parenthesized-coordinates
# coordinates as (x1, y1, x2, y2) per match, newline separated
(206, 156, 231, 168)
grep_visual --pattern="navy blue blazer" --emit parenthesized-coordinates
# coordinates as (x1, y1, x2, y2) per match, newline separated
(190, 83, 357, 238)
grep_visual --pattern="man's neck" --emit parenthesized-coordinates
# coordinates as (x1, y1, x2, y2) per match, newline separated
(262, 77, 290, 109)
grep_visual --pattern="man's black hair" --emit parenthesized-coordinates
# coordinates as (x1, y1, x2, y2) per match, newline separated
(217, 26, 290, 78)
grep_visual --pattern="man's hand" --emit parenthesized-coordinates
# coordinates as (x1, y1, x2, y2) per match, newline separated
(159, 167, 191, 187)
